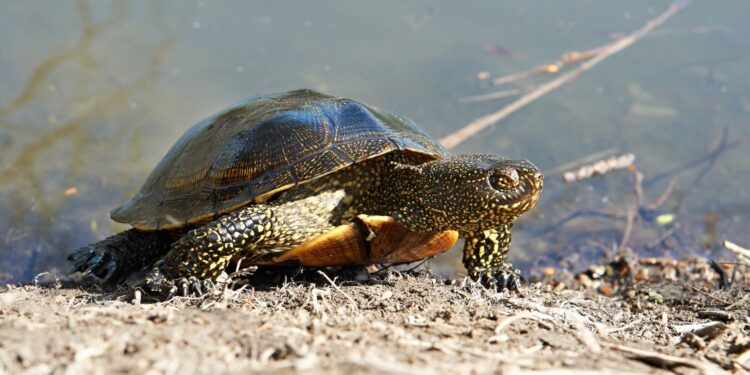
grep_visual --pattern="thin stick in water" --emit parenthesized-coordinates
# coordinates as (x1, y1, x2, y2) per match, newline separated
(561, 153, 636, 183)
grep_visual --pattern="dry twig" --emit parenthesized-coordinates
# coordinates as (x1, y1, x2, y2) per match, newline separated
(618, 171, 643, 252)
(677, 282, 731, 305)
(723, 240, 750, 261)
(562, 153, 636, 183)
(457, 87, 533, 103)
(494, 311, 555, 333)
(490, 45, 604, 87)
(503, 298, 603, 353)
(552, 148, 619, 173)
(487, 26, 724, 88)
(606, 343, 724, 374)
(317, 270, 359, 310)
(605, 317, 644, 334)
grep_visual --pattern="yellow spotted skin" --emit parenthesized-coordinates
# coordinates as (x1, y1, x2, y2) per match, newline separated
(147, 190, 345, 290)
(384, 154, 542, 290)
(141, 152, 542, 295)
(462, 226, 520, 289)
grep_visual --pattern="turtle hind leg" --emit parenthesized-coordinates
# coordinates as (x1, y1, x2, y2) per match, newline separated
(143, 204, 278, 298)
(68, 229, 177, 285)
(143, 190, 345, 298)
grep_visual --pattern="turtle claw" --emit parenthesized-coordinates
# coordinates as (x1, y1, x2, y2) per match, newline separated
(142, 262, 217, 300)
(188, 278, 200, 296)
(68, 245, 122, 284)
(471, 263, 523, 292)
(176, 276, 207, 297)
(497, 267, 523, 291)
(165, 285, 178, 301)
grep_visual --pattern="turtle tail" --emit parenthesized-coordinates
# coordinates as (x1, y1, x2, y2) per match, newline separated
(68, 229, 178, 285)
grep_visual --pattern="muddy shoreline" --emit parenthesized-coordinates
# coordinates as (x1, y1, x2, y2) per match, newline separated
(1, 265, 748, 374)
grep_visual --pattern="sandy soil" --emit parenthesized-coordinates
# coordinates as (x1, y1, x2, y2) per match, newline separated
(1, 260, 749, 375)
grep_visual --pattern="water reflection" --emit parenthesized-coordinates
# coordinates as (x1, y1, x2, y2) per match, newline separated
(1, 0, 174, 281)
(1, 1, 748, 283)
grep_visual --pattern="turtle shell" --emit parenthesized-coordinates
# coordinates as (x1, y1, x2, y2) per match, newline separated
(112, 89, 447, 230)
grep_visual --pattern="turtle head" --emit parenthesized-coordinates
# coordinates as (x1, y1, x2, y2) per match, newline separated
(391, 154, 543, 234)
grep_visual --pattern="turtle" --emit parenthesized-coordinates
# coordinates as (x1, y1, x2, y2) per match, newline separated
(69, 89, 543, 297)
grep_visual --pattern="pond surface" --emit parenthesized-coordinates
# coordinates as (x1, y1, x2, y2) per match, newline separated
(1, 1, 749, 283)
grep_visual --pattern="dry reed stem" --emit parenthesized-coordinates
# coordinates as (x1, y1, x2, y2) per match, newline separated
(606, 343, 725, 375)
(723, 240, 750, 261)
(561, 153, 636, 183)
(317, 270, 359, 310)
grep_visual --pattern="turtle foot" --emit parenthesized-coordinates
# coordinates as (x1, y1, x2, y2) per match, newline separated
(470, 263, 523, 292)
(141, 261, 217, 299)
(68, 229, 174, 285)
(68, 244, 123, 284)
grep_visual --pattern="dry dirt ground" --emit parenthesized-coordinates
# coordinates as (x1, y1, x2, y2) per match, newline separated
(1, 262, 749, 375)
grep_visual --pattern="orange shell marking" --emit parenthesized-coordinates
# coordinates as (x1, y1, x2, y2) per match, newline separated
(257, 215, 458, 267)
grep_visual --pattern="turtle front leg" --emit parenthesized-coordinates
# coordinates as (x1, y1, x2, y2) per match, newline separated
(462, 225, 522, 291)
(142, 205, 276, 298)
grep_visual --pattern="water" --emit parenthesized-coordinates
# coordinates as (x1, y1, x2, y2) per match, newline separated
(1, 1, 749, 283)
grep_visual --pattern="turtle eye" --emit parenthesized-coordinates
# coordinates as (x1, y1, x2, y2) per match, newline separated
(490, 167, 520, 191)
